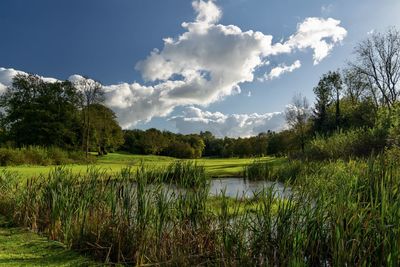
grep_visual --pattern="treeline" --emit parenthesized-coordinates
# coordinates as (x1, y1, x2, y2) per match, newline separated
(279, 27, 400, 160)
(0, 74, 123, 159)
(121, 129, 276, 158)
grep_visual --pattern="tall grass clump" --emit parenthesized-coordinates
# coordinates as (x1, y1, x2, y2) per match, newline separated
(243, 159, 302, 182)
(157, 160, 209, 188)
(243, 159, 272, 180)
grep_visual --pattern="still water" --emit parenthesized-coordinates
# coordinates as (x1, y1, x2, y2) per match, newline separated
(209, 178, 290, 198)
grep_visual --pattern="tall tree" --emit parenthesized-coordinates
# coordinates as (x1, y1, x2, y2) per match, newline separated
(313, 75, 333, 133)
(352, 28, 400, 107)
(313, 71, 342, 132)
(285, 94, 310, 153)
(342, 67, 371, 104)
(73, 77, 105, 157)
(88, 104, 124, 155)
(0, 74, 81, 148)
(329, 71, 343, 128)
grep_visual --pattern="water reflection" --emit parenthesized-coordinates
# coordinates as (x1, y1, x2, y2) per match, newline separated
(209, 178, 290, 198)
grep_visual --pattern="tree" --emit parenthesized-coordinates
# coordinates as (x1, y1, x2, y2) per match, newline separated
(143, 128, 168, 155)
(200, 131, 224, 157)
(313, 75, 333, 133)
(342, 67, 372, 104)
(313, 71, 342, 133)
(0, 74, 81, 148)
(187, 135, 205, 158)
(285, 94, 310, 153)
(352, 28, 400, 108)
(329, 71, 343, 128)
(73, 77, 105, 157)
(88, 104, 124, 155)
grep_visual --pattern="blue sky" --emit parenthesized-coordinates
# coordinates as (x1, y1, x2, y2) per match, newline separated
(1, 0, 399, 136)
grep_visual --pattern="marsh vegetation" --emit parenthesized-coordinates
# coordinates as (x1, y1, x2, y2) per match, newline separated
(0, 156, 399, 266)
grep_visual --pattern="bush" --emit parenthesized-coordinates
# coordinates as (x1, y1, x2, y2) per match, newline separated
(0, 146, 92, 166)
(305, 128, 386, 160)
(0, 148, 25, 165)
(164, 142, 196, 159)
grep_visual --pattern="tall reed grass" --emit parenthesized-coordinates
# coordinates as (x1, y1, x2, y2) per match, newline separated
(243, 159, 302, 182)
(1, 158, 400, 266)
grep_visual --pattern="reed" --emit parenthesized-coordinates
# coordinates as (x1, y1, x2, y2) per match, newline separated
(1, 158, 400, 266)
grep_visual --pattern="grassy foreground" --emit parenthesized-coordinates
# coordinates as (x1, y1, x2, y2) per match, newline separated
(0, 216, 95, 266)
(0, 152, 283, 178)
(0, 155, 281, 266)
(2, 157, 400, 266)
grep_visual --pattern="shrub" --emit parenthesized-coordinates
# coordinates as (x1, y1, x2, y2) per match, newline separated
(0, 146, 92, 166)
(305, 128, 386, 160)
(0, 148, 25, 165)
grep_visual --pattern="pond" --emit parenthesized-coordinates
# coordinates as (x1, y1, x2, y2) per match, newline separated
(117, 177, 291, 199)
(209, 178, 291, 198)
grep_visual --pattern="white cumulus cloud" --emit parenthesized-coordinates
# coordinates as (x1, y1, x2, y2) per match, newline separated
(0, 0, 347, 130)
(170, 106, 286, 137)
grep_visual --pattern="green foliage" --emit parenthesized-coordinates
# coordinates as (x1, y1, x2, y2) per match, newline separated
(164, 141, 196, 158)
(0, 146, 93, 166)
(0, 74, 82, 149)
(122, 129, 206, 159)
(86, 104, 124, 155)
(376, 102, 400, 147)
(337, 97, 377, 129)
(305, 128, 386, 160)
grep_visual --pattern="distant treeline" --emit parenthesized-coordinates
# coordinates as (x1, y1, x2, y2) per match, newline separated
(121, 129, 279, 158)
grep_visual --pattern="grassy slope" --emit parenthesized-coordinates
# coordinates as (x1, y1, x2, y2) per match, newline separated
(1, 152, 284, 178)
(0, 216, 97, 266)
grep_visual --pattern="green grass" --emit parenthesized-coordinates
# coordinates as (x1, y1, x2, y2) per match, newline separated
(1, 152, 283, 178)
(0, 216, 96, 266)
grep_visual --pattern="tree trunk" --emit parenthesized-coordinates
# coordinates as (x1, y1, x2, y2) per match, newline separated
(336, 89, 340, 129)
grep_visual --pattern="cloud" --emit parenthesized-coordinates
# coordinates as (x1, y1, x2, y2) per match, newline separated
(264, 60, 301, 80)
(170, 106, 286, 137)
(115, 1, 346, 127)
(285, 17, 347, 64)
(0, 67, 59, 94)
(0, 1, 347, 130)
(192, 0, 222, 25)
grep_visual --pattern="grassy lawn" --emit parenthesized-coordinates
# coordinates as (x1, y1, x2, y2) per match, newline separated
(0, 216, 97, 267)
(1, 152, 284, 178)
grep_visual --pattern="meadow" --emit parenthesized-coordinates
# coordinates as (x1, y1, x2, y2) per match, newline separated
(1, 152, 283, 179)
